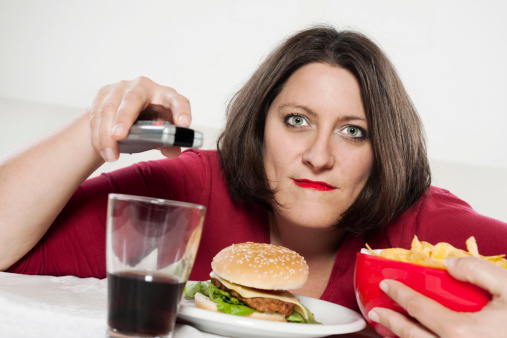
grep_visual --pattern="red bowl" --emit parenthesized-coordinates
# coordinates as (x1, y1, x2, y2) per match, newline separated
(354, 252, 490, 337)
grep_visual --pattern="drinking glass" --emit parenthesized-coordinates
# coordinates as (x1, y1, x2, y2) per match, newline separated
(106, 193, 206, 338)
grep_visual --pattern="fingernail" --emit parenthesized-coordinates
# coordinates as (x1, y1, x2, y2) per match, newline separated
(444, 257, 458, 268)
(178, 115, 190, 127)
(103, 148, 116, 162)
(379, 280, 389, 293)
(111, 124, 124, 137)
(368, 310, 380, 323)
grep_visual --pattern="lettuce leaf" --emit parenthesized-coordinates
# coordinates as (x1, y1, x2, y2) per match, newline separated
(184, 281, 255, 316)
(184, 281, 321, 324)
(286, 303, 321, 324)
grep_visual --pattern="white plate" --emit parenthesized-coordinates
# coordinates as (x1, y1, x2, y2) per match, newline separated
(177, 282, 366, 338)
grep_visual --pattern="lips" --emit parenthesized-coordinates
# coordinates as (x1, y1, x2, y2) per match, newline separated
(293, 179, 337, 191)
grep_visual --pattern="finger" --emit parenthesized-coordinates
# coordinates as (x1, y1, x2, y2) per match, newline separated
(379, 279, 460, 336)
(145, 83, 192, 127)
(159, 88, 192, 127)
(96, 83, 131, 162)
(89, 84, 123, 161)
(445, 256, 507, 298)
(159, 146, 181, 158)
(111, 77, 152, 141)
(368, 307, 437, 338)
(111, 78, 192, 140)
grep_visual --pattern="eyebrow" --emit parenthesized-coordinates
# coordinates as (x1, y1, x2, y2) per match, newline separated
(278, 103, 367, 122)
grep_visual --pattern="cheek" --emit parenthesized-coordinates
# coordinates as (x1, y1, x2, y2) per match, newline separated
(356, 150, 373, 174)
(263, 133, 280, 183)
(356, 153, 374, 186)
(263, 128, 300, 178)
(263, 138, 289, 182)
(341, 147, 374, 186)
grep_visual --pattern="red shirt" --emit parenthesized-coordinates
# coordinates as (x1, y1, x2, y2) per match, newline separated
(8, 150, 507, 312)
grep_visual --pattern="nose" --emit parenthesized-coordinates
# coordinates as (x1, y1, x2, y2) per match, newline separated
(302, 133, 335, 171)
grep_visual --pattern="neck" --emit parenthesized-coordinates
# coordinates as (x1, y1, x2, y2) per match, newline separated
(269, 212, 345, 259)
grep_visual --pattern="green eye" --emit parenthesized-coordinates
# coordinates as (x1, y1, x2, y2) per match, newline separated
(291, 116, 304, 126)
(284, 114, 308, 128)
(340, 125, 366, 141)
(346, 127, 359, 137)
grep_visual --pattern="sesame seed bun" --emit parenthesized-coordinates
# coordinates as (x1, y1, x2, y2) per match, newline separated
(211, 242, 309, 290)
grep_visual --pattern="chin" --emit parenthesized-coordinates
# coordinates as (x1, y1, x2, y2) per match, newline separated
(273, 190, 349, 228)
(279, 207, 342, 229)
(299, 218, 340, 230)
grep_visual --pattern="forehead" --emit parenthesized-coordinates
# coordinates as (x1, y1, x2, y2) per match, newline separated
(274, 63, 365, 119)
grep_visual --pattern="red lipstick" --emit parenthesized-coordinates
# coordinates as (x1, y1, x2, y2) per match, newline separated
(293, 179, 336, 191)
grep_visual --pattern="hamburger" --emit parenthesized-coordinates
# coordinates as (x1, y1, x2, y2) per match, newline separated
(184, 242, 319, 323)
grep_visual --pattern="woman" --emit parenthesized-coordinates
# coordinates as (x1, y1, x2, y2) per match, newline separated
(1, 26, 506, 336)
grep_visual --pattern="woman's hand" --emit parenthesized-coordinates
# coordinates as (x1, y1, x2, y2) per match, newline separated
(367, 256, 507, 337)
(88, 76, 192, 162)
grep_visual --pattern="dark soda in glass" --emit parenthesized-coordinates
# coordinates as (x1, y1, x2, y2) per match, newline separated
(108, 271, 185, 336)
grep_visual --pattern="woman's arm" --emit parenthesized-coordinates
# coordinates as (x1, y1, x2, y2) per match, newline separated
(368, 256, 507, 337)
(0, 111, 103, 270)
(0, 77, 191, 271)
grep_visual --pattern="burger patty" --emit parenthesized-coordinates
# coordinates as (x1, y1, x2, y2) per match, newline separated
(211, 278, 296, 316)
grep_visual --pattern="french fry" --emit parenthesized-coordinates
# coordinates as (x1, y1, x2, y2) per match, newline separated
(367, 236, 507, 270)
(466, 236, 480, 257)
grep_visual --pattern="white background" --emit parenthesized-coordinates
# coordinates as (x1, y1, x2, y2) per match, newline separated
(1, 0, 506, 220)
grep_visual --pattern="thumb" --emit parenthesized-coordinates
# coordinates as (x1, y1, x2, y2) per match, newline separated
(160, 146, 182, 158)
(444, 256, 507, 298)
(174, 113, 191, 128)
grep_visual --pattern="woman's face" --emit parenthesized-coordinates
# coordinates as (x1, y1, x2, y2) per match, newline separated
(263, 62, 373, 229)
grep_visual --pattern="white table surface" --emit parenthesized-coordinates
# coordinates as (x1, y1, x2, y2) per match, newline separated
(0, 272, 379, 338)
(0, 272, 221, 338)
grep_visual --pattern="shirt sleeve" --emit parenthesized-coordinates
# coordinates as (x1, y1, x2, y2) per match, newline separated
(7, 150, 208, 278)
(383, 186, 507, 256)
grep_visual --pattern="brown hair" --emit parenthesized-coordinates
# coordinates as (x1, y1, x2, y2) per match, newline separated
(217, 25, 431, 238)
